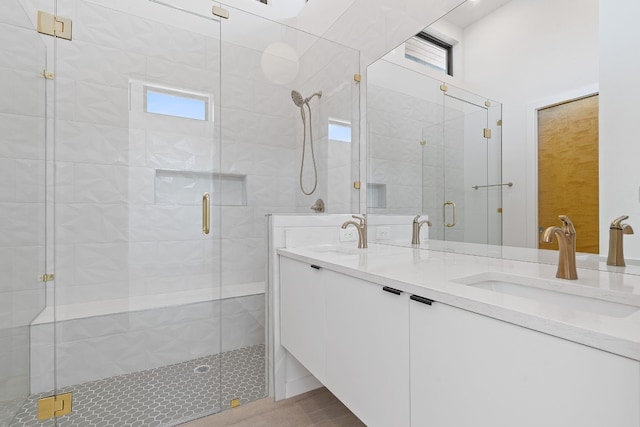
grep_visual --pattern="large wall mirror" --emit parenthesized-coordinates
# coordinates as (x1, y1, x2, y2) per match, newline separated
(368, 61, 503, 246)
(367, 0, 640, 274)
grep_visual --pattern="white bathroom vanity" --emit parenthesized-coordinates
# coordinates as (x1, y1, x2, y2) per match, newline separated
(277, 243, 640, 427)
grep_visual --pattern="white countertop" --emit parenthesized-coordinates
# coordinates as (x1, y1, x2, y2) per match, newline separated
(278, 243, 640, 361)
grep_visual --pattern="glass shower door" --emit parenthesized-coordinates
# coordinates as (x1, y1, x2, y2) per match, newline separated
(0, 2, 49, 426)
(421, 78, 446, 241)
(49, 0, 224, 424)
(442, 88, 491, 244)
(218, 4, 360, 408)
(486, 101, 503, 246)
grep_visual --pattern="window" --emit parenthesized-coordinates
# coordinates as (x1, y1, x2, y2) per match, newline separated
(405, 32, 453, 76)
(144, 86, 209, 121)
(328, 119, 351, 142)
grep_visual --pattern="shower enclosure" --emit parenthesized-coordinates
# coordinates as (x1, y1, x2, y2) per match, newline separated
(367, 58, 502, 245)
(1, 1, 359, 426)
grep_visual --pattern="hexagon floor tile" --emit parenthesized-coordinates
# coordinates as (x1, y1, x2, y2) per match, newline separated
(8, 345, 266, 427)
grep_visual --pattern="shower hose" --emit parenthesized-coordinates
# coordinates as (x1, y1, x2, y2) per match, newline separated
(299, 103, 317, 195)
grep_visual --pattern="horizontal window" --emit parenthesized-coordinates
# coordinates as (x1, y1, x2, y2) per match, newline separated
(405, 32, 453, 76)
(328, 119, 352, 142)
(144, 87, 209, 121)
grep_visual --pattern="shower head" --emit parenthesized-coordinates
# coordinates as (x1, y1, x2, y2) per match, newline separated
(291, 90, 305, 108)
(291, 90, 322, 108)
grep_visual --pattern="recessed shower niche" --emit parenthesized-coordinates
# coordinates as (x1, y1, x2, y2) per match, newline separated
(155, 170, 247, 206)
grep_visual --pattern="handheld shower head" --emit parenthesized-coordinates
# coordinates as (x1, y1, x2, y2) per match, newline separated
(291, 90, 305, 108)
(291, 90, 322, 107)
(291, 88, 322, 196)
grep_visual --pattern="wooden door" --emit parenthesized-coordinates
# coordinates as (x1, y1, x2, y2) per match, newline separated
(538, 95, 599, 253)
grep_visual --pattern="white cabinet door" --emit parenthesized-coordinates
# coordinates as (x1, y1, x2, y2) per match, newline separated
(280, 257, 326, 383)
(410, 297, 640, 427)
(325, 271, 410, 427)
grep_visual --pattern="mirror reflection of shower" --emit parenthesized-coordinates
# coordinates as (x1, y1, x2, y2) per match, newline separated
(291, 89, 322, 195)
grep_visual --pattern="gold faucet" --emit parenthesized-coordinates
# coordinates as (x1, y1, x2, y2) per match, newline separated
(541, 215, 578, 280)
(607, 215, 634, 266)
(411, 215, 432, 244)
(341, 215, 367, 249)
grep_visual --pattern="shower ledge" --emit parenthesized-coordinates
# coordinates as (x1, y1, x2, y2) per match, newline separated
(31, 282, 264, 325)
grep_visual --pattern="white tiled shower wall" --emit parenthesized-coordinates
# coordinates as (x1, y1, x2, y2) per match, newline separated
(296, 37, 360, 214)
(14, 0, 359, 393)
(45, 0, 359, 309)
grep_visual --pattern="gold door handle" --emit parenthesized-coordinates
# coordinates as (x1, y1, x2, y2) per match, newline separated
(443, 201, 456, 228)
(202, 192, 210, 235)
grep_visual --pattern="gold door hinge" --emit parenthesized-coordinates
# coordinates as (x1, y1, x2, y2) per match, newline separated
(212, 6, 229, 19)
(37, 11, 72, 40)
(483, 128, 492, 139)
(440, 83, 448, 92)
(38, 393, 72, 420)
(497, 119, 503, 126)
(353, 73, 361, 83)
(419, 139, 426, 146)
(42, 70, 54, 80)
(353, 181, 361, 190)
(39, 273, 55, 282)
(497, 207, 503, 214)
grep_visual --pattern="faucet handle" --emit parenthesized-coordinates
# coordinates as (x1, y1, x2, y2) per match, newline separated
(413, 215, 421, 223)
(623, 224, 634, 235)
(352, 215, 366, 226)
(611, 215, 630, 229)
(558, 215, 576, 235)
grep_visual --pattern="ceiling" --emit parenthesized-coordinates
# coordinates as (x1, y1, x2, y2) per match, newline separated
(442, 0, 512, 28)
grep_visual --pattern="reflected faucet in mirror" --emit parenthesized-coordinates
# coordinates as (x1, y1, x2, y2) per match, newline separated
(541, 215, 578, 280)
(412, 215, 432, 245)
(342, 215, 368, 249)
(607, 215, 634, 267)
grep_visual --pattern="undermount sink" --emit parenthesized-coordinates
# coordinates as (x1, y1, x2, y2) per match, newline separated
(455, 273, 639, 318)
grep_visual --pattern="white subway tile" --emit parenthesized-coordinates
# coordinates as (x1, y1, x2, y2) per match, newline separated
(0, 68, 44, 117)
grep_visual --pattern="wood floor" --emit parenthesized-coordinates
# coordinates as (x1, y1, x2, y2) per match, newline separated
(180, 388, 366, 427)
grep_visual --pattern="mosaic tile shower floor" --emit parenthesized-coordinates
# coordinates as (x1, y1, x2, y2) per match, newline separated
(10, 344, 265, 427)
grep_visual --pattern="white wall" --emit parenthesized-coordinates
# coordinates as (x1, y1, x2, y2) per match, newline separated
(599, 0, 640, 259)
(461, 0, 599, 248)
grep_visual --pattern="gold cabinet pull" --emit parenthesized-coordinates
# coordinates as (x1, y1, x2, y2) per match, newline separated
(202, 192, 210, 235)
(443, 201, 457, 228)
